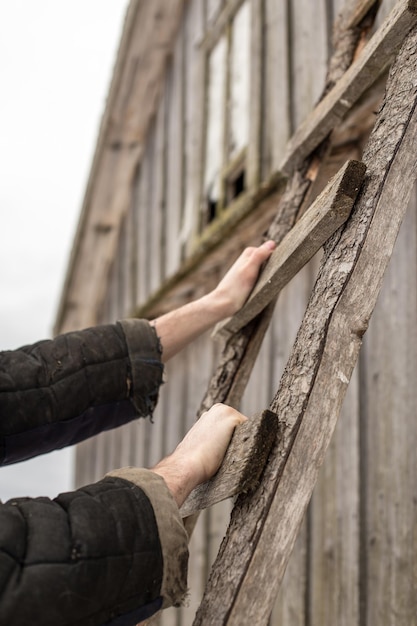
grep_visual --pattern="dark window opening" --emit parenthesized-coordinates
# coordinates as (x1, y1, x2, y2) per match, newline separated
(226, 168, 246, 205)
(207, 198, 217, 223)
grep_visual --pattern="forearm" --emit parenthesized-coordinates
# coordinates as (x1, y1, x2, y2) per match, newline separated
(150, 404, 248, 507)
(151, 293, 228, 363)
(152, 241, 276, 363)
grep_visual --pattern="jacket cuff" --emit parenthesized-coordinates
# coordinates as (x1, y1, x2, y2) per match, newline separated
(106, 467, 189, 609)
(118, 319, 164, 418)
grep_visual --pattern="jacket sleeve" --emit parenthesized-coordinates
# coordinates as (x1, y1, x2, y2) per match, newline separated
(0, 319, 164, 466)
(0, 470, 189, 626)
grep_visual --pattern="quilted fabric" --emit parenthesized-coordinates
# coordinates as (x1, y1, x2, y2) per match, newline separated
(0, 319, 175, 624)
(0, 477, 164, 625)
(0, 320, 163, 465)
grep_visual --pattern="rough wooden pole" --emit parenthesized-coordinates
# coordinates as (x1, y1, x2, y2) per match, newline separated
(180, 410, 279, 517)
(214, 160, 365, 339)
(194, 24, 417, 626)
(197, 0, 381, 416)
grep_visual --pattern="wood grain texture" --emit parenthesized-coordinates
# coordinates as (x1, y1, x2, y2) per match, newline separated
(194, 24, 417, 626)
(214, 159, 365, 339)
(308, 365, 360, 626)
(280, 0, 417, 175)
(290, 0, 329, 130)
(181, 410, 279, 517)
(246, 0, 263, 190)
(56, 1, 185, 333)
(263, 0, 291, 176)
(192, 0, 374, 495)
(268, 255, 317, 626)
(347, 0, 379, 28)
(361, 193, 417, 626)
(165, 31, 184, 279)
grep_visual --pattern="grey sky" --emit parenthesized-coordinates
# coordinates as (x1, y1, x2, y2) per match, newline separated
(0, 1, 129, 500)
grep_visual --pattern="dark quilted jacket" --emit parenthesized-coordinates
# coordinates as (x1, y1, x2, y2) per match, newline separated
(0, 319, 189, 625)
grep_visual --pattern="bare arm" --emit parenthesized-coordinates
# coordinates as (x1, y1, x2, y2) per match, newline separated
(151, 403, 247, 507)
(151, 241, 276, 363)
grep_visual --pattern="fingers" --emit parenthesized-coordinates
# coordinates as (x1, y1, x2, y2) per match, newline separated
(201, 403, 248, 429)
(213, 240, 276, 317)
(175, 404, 249, 485)
(245, 240, 276, 259)
(236, 240, 276, 270)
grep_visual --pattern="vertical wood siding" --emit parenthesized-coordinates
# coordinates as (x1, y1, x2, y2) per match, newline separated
(74, 1, 417, 623)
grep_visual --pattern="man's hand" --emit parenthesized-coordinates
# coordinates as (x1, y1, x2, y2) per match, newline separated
(153, 240, 276, 362)
(151, 404, 247, 507)
(211, 240, 276, 317)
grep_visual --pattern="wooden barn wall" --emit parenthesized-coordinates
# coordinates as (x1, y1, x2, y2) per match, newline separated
(74, 0, 417, 624)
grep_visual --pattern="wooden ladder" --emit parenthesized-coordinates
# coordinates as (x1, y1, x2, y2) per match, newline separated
(151, 2, 417, 624)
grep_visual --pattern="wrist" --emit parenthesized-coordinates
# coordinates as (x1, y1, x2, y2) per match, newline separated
(201, 288, 236, 321)
(151, 455, 197, 508)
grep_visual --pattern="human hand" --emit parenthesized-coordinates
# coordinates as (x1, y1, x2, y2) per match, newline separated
(151, 404, 248, 507)
(211, 240, 276, 317)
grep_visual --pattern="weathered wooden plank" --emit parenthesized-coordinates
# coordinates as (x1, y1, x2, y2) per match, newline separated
(55, 1, 185, 334)
(263, 0, 291, 176)
(374, 0, 397, 27)
(290, 0, 329, 130)
(161, 371, 185, 625)
(280, 0, 417, 175)
(203, 0, 245, 49)
(181, 410, 278, 517)
(206, 0, 224, 26)
(228, 1, 250, 164)
(214, 159, 366, 339)
(194, 25, 417, 625)
(181, 328, 216, 625)
(203, 33, 227, 221)
(347, 0, 379, 28)
(149, 96, 166, 294)
(148, 388, 166, 470)
(195, 0, 371, 425)
(246, 0, 263, 189)
(270, 517, 308, 626)
(182, 0, 205, 258)
(308, 365, 360, 626)
(268, 257, 316, 626)
(362, 193, 417, 626)
(241, 322, 274, 417)
(162, 353, 188, 459)
(165, 27, 184, 279)
(136, 149, 151, 305)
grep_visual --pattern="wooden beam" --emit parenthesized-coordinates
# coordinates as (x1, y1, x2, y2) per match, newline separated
(193, 24, 417, 625)
(55, 0, 185, 333)
(213, 159, 366, 339)
(193, 0, 374, 423)
(280, 0, 417, 175)
(347, 0, 379, 28)
(180, 409, 278, 517)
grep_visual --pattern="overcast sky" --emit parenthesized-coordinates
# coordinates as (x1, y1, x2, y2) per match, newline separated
(0, 1, 130, 501)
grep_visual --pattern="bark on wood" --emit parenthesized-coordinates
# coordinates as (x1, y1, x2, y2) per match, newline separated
(181, 7, 378, 622)
(180, 410, 279, 517)
(198, 0, 375, 416)
(194, 25, 417, 626)
(280, 0, 417, 176)
(325, 0, 380, 92)
(214, 160, 365, 339)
